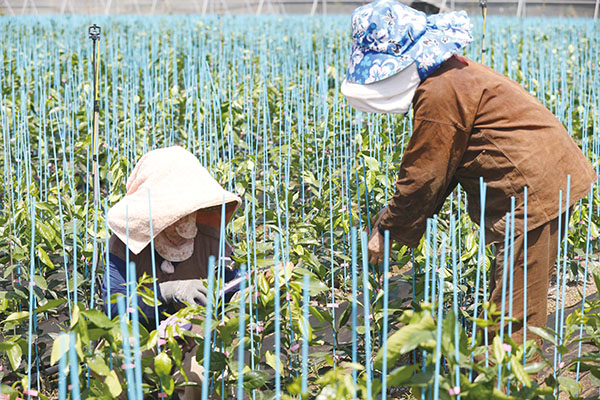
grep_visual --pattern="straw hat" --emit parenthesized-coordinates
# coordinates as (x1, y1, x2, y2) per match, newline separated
(107, 146, 241, 255)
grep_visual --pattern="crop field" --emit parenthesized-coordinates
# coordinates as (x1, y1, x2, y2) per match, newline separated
(0, 14, 600, 400)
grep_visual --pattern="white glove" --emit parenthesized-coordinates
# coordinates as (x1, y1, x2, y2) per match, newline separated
(158, 279, 208, 306)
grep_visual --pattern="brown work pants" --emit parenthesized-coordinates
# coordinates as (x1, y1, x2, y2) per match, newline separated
(487, 213, 562, 348)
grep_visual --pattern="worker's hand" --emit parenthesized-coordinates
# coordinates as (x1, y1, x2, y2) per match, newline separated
(372, 207, 388, 230)
(368, 207, 388, 265)
(158, 279, 208, 306)
(368, 229, 385, 265)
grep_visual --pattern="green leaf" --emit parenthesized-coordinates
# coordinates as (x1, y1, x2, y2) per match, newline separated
(3, 311, 29, 324)
(405, 370, 434, 387)
(510, 356, 531, 387)
(308, 276, 328, 295)
(493, 336, 505, 364)
(593, 269, 600, 294)
(35, 298, 66, 313)
(309, 306, 331, 326)
(217, 317, 238, 346)
(387, 364, 419, 387)
(87, 355, 110, 377)
(82, 310, 113, 329)
(70, 304, 81, 329)
(338, 302, 351, 330)
(33, 275, 48, 291)
(155, 352, 172, 379)
(208, 351, 227, 372)
(243, 370, 269, 390)
(7, 343, 22, 370)
(523, 362, 546, 374)
(162, 376, 175, 396)
(36, 246, 54, 269)
(528, 326, 558, 346)
(36, 221, 57, 244)
(557, 376, 580, 397)
(106, 370, 123, 397)
(373, 313, 435, 370)
(265, 350, 283, 375)
(0, 343, 13, 352)
(51, 333, 69, 366)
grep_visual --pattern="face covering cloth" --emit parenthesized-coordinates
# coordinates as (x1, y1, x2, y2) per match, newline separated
(341, 62, 420, 115)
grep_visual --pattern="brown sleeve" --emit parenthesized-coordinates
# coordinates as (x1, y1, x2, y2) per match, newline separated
(378, 119, 470, 247)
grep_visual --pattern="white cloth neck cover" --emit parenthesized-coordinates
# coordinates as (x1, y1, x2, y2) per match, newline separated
(341, 62, 420, 114)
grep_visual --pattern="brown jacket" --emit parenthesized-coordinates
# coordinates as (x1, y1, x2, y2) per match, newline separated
(379, 56, 596, 247)
(109, 223, 230, 283)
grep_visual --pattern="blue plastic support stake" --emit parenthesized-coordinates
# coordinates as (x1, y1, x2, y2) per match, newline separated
(236, 264, 248, 400)
(117, 295, 136, 400)
(552, 191, 563, 380)
(129, 262, 144, 400)
(576, 187, 593, 381)
(147, 188, 162, 342)
(433, 235, 447, 400)
(497, 212, 511, 390)
(58, 333, 67, 400)
(507, 197, 516, 339)
(450, 216, 461, 399)
(274, 234, 282, 399)
(73, 218, 78, 305)
(360, 231, 373, 399)
(201, 256, 216, 400)
(522, 187, 528, 365)
(301, 274, 310, 396)
(68, 332, 81, 400)
(470, 178, 487, 375)
(125, 205, 130, 310)
(382, 230, 390, 400)
(558, 175, 571, 368)
(26, 198, 36, 400)
(350, 227, 358, 393)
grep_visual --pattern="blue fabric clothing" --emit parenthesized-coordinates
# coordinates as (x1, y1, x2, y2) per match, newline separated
(101, 252, 240, 327)
(101, 253, 167, 326)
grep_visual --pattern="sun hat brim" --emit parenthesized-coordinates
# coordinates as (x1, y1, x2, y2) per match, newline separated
(347, 10, 472, 84)
(107, 146, 241, 255)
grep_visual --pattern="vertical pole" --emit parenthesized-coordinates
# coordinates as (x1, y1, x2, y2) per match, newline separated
(1, 0, 15, 15)
(432, 235, 447, 400)
(350, 227, 358, 393)
(236, 264, 247, 400)
(301, 274, 310, 396)
(381, 230, 390, 399)
(201, 257, 216, 400)
(479, 0, 488, 64)
(274, 235, 281, 399)
(68, 332, 81, 400)
(88, 25, 101, 209)
(58, 334, 67, 400)
(360, 232, 372, 399)
(517, 0, 526, 17)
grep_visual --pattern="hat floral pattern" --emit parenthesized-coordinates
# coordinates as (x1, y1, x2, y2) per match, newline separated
(346, 0, 472, 84)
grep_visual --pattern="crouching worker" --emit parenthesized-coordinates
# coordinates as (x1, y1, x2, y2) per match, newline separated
(101, 145, 241, 399)
(341, 0, 596, 355)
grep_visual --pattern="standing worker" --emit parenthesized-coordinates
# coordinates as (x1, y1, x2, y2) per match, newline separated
(341, 0, 596, 351)
(102, 145, 241, 398)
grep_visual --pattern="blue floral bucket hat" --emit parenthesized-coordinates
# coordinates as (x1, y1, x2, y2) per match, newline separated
(346, 0, 473, 84)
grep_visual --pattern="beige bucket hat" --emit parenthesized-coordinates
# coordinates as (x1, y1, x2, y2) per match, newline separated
(107, 146, 241, 255)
